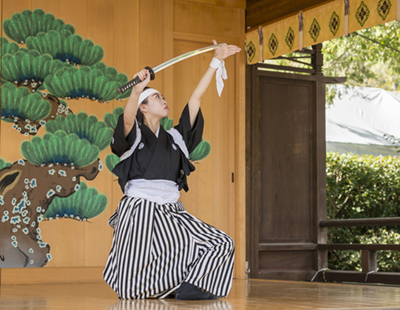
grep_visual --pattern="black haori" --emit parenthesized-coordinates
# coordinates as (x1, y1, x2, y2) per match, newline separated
(103, 196, 235, 299)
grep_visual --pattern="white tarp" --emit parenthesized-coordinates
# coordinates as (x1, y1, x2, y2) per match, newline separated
(326, 86, 400, 157)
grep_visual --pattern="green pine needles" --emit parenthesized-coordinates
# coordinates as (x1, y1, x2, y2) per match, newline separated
(1, 37, 21, 55)
(43, 182, 107, 221)
(26, 30, 103, 66)
(105, 153, 121, 174)
(3, 9, 75, 44)
(46, 112, 113, 151)
(0, 158, 12, 171)
(21, 131, 100, 166)
(104, 107, 124, 129)
(1, 83, 51, 122)
(189, 140, 211, 162)
(44, 66, 124, 103)
(2, 50, 67, 88)
(161, 117, 173, 131)
(90, 62, 132, 100)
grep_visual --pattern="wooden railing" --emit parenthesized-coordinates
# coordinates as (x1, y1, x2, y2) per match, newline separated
(314, 217, 400, 284)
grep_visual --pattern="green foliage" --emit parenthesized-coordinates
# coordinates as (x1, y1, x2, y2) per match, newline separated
(384, 134, 400, 153)
(359, 230, 400, 272)
(189, 140, 211, 162)
(90, 62, 132, 99)
(160, 116, 173, 131)
(1, 82, 51, 122)
(1, 37, 21, 55)
(2, 50, 67, 87)
(21, 131, 100, 166)
(327, 152, 400, 220)
(265, 22, 400, 105)
(3, 9, 75, 44)
(0, 158, 12, 171)
(43, 182, 107, 221)
(46, 112, 113, 151)
(44, 66, 122, 102)
(323, 21, 400, 104)
(26, 30, 103, 66)
(104, 107, 124, 129)
(105, 153, 121, 174)
(327, 152, 400, 272)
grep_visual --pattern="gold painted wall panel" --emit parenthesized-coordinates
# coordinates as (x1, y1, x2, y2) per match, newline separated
(174, 0, 242, 39)
(0, 0, 246, 283)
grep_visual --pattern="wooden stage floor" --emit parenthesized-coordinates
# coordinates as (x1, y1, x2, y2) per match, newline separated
(1, 279, 400, 310)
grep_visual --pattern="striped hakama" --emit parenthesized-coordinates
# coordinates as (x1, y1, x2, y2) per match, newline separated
(103, 196, 235, 299)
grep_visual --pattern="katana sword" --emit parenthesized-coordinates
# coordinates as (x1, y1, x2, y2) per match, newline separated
(117, 43, 227, 94)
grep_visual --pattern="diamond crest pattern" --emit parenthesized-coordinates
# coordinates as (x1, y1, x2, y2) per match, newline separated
(246, 41, 256, 62)
(285, 27, 295, 49)
(309, 19, 321, 42)
(329, 12, 340, 36)
(356, 1, 370, 27)
(377, 0, 392, 20)
(268, 33, 279, 56)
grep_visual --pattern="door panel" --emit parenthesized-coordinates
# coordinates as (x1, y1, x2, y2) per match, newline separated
(247, 63, 327, 281)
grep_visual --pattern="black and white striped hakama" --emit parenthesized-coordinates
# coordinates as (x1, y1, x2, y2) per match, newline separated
(103, 196, 235, 299)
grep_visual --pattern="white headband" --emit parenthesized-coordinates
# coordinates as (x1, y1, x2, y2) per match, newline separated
(138, 88, 159, 107)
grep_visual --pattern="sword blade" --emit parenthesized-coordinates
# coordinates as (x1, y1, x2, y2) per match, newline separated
(117, 43, 226, 94)
(153, 43, 227, 73)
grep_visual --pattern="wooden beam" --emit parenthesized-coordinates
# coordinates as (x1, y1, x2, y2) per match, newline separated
(314, 270, 400, 285)
(324, 76, 347, 84)
(318, 244, 400, 251)
(259, 243, 317, 251)
(320, 217, 400, 228)
(246, 0, 333, 30)
(257, 63, 316, 74)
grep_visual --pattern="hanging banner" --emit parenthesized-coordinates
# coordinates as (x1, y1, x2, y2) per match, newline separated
(262, 15, 299, 59)
(246, 0, 398, 62)
(246, 28, 260, 65)
(349, 0, 397, 33)
(303, 0, 345, 47)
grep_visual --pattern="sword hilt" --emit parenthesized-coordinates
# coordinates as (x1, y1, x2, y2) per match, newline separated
(117, 66, 155, 94)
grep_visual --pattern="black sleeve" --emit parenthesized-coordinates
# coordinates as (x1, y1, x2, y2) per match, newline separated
(110, 114, 137, 157)
(174, 104, 204, 154)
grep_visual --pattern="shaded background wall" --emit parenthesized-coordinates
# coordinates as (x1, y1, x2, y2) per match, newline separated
(0, 0, 246, 284)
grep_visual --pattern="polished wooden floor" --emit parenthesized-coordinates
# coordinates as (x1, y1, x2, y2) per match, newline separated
(1, 279, 400, 310)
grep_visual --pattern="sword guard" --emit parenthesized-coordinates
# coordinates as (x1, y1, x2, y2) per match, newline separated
(117, 66, 155, 94)
(146, 66, 155, 81)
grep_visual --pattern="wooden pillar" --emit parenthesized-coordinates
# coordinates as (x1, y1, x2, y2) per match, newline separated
(362, 250, 378, 273)
(313, 43, 328, 269)
(312, 44, 323, 75)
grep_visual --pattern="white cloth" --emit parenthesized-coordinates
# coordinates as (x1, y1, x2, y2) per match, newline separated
(167, 128, 189, 158)
(210, 57, 227, 97)
(124, 179, 180, 204)
(138, 88, 159, 107)
(120, 122, 141, 161)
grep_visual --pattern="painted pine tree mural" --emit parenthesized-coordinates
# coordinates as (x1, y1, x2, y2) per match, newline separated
(0, 8, 212, 268)
(0, 9, 123, 268)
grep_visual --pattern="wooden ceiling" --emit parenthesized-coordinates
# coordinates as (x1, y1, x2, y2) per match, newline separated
(246, 0, 332, 30)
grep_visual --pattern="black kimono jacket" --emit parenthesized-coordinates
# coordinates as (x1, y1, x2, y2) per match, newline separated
(111, 104, 204, 193)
